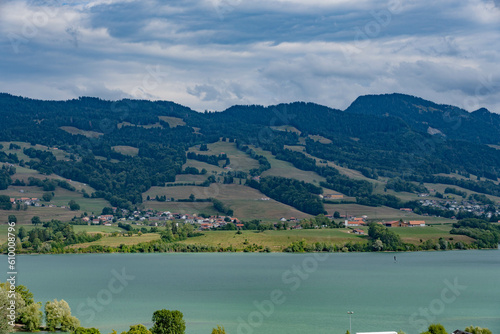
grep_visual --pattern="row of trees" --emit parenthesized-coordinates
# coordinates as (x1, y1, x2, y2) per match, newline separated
(248, 176, 325, 215)
(26, 176, 76, 192)
(212, 198, 233, 216)
(283, 220, 490, 253)
(73, 309, 226, 334)
(235, 143, 271, 176)
(450, 218, 500, 248)
(418, 323, 491, 334)
(271, 148, 374, 197)
(15, 219, 102, 252)
(0, 165, 15, 190)
(186, 152, 229, 167)
(385, 177, 428, 193)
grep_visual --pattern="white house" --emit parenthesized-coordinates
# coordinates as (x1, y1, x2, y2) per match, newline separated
(408, 220, 426, 227)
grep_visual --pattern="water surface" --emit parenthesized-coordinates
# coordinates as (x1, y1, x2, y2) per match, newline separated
(12, 251, 500, 334)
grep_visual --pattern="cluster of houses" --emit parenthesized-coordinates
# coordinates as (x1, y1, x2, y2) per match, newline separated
(344, 217, 426, 228)
(9, 196, 67, 209)
(420, 198, 500, 218)
(83, 208, 431, 236)
(83, 207, 430, 234)
(82, 214, 115, 226)
(10, 197, 41, 206)
(81, 209, 246, 230)
(82, 208, 354, 231)
(343, 216, 426, 236)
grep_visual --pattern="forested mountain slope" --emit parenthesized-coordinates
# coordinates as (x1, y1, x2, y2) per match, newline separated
(1, 92, 499, 213)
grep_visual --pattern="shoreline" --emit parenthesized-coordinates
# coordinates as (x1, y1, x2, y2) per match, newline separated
(4, 246, 498, 256)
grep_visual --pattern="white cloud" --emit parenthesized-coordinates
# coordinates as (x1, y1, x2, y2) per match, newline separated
(0, 0, 499, 113)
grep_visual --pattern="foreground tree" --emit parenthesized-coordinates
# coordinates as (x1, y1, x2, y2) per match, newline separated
(73, 327, 102, 334)
(122, 324, 152, 334)
(0, 287, 13, 334)
(420, 323, 447, 334)
(45, 299, 80, 331)
(0, 283, 26, 323)
(0, 283, 28, 334)
(15, 285, 34, 306)
(151, 310, 185, 334)
(465, 326, 492, 334)
(20, 302, 43, 331)
(211, 325, 226, 334)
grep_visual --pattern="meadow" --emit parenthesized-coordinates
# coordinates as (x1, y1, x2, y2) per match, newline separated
(69, 233, 162, 249)
(111, 145, 139, 156)
(67, 224, 472, 252)
(187, 141, 261, 172)
(180, 229, 365, 251)
(0, 141, 72, 161)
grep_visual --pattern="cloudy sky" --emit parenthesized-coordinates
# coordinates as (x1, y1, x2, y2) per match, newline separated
(0, 0, 499, 112)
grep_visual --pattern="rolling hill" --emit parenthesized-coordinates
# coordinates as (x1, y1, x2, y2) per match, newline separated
(0, 92, 499, 223)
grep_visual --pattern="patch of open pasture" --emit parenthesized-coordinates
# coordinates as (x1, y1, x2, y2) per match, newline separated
(112, 146, 139, 156)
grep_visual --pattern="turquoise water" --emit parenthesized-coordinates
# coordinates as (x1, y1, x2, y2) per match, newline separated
(8, 250, 500, 334)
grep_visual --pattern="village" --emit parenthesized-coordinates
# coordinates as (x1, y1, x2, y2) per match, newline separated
(72, 207, 429, 236)
(7, 190, 499, 230)
(419, 197, 500, 219)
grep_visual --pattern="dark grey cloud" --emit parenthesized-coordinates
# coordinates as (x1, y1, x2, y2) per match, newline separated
(0, 0, 499, 112)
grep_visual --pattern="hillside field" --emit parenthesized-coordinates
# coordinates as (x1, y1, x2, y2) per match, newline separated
(187, 141, 260, 172)
(0, 160, 111, 223)
(143, 183, 311, 221)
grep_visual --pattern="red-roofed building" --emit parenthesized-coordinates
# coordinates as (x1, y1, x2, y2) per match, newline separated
(345, 220, 366, 227)
(384, 221, 400, 227)
(200, 223, 213, 230)
(408, 220, 426, 227)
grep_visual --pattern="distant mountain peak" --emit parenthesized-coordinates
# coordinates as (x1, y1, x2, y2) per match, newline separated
(345, 93, 500, 144)
(473, 107, 491, 114)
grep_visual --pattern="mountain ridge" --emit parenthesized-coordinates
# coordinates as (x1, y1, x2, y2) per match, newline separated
(344, 93, 500, 144)
(3, 91, 498, 144)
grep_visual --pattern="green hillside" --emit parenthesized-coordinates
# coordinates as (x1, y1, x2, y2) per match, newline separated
(0, 93, 499, 225)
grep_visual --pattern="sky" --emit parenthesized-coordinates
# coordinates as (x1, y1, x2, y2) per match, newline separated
(0, 0, 499, 112)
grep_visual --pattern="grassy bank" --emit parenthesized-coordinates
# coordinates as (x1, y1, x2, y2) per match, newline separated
(61, 225, 475, 253)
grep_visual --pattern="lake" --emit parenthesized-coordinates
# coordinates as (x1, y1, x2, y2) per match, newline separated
(10, 250, 500, 334)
